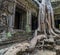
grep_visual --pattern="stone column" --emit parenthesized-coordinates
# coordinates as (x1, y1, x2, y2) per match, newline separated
(38, 7, 41, 31)
(26, 10, 31, 33)
(8, 1, 16, 33)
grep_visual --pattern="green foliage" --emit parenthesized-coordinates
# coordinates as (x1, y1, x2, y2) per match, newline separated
(6, 32, 12, 38)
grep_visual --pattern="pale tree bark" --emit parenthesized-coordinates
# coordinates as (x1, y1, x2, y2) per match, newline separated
(45, 6, 59, 37)
(29, 34, 46, 49)
(51, 8, 60, 34)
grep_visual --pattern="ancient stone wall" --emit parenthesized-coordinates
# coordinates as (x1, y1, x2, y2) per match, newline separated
(0, 0, 39, 33)
(0, 0, 15, 32)
(17, 0, 38, 16)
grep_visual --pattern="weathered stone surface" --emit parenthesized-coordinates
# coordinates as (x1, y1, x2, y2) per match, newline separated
(4, 42, 30, 55)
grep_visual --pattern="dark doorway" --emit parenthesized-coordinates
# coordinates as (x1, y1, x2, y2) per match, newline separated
(31, 15, 38, 31)
(14, 11, 22, 29)
(14, 6, 26, 29)
(55, 20, 60, 29)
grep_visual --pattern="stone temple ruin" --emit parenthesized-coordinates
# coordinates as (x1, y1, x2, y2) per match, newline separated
(0, 0, 60, 55)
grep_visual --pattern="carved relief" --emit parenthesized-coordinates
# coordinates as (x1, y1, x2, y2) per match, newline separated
(0, 0, 16, 32)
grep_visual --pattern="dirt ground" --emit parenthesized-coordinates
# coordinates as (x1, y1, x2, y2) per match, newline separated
(33, 50, 56, 55)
